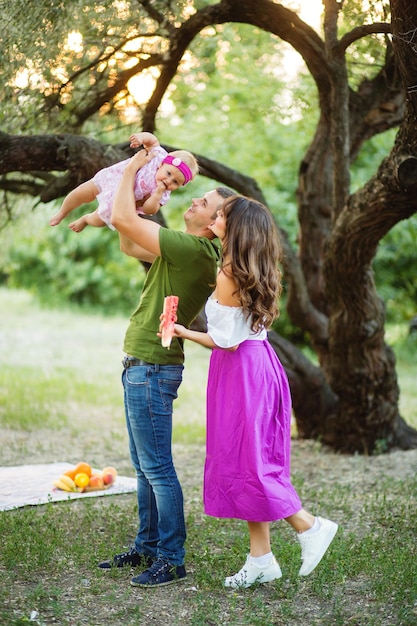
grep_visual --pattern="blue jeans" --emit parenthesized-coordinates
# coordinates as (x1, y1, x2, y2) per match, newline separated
(122, 362, 185, 566)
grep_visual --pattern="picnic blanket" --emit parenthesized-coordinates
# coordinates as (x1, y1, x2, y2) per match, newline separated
(0, 462, 136, 511)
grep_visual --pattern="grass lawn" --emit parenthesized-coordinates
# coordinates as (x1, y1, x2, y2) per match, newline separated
(1, 288, 416, 626)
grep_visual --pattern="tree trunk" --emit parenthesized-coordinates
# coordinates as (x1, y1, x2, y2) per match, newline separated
(322, 118, 417, 453)
(267, 330, 339, 440)
(292, 0, 417, 452)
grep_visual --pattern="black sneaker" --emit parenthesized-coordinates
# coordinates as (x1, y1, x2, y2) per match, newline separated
(98, 547, 154, 569)
(130, 557, 187, 587)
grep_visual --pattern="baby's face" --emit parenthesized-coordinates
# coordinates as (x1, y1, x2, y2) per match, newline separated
(156, 163, 185, 191)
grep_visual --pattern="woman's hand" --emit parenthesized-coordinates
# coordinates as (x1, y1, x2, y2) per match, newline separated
(157, 321, 186, 340)
(173, 323, 187, 338)
(158, 321, 218, 349)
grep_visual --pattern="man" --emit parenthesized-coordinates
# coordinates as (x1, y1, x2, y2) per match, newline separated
(98, 148, 234, 588)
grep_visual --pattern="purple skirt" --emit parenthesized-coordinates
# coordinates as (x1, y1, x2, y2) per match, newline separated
(204, 339, 302, 522)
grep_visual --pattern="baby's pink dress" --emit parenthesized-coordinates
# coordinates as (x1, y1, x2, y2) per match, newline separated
(92, 146, 170, 229)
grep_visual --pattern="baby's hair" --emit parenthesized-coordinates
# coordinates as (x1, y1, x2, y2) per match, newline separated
(168, 150, 199, 180)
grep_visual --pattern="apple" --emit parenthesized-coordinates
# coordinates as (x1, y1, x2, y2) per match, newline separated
(102, 466, 117, 485)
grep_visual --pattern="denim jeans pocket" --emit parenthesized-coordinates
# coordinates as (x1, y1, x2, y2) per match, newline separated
(157, 371, 183, 411)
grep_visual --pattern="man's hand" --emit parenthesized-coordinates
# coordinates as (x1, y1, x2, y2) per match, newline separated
(126, 149, 156, 173)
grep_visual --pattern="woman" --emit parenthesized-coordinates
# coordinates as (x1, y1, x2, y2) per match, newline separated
(173, 195, 338, 588)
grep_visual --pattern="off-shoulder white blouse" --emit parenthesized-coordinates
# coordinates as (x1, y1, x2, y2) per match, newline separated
(205, 297, 267, 349)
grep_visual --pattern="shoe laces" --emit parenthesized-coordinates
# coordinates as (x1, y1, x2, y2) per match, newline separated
(298, 532, 315, 558)
(148, 557, 171, 575)
(115, 547, 138, 562)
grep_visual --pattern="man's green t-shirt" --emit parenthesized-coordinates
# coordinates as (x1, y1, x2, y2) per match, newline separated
(123, 227, 221, 364)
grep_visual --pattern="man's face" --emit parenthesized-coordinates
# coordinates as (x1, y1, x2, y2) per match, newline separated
(184, 190, 223, 231)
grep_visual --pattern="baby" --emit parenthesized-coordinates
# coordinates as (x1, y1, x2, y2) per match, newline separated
(49, 132, 199, 232)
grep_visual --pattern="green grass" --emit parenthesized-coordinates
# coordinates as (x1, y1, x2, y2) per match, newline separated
(386, 324, 417, 427)
(1, 287, 417, 625)
(1, 288, 415, 437)
(0, 366, 121, 430)
(0, 287, 207, 443)
(1, 480, 416, 625)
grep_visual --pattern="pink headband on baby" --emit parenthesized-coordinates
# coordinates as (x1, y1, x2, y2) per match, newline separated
(162, 155, 193, 185)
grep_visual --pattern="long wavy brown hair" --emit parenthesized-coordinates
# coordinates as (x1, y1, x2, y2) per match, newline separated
(221, 195, 283, 332)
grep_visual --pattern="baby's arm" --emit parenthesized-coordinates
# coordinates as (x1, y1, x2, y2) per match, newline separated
(141, 182, 166, 215)
(129, 132, 160, 152)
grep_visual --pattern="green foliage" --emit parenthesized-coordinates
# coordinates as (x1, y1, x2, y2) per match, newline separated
(385, 324, 417, 424)
(373, 215, 417, 322)
(2, 204, 145, 315)
(351, 129, 397, 192)
(0, 0, 414, 323)
(386, 323, 417, 365)
(1, 0, 192, 133)
(339, 1, 391, 88)
(2, 0, 134, 131)
(158, 21, 319, 233)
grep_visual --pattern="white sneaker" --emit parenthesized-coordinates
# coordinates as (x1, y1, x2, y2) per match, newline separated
(224, 554, 282, 589)
(298, 516, 338, 576)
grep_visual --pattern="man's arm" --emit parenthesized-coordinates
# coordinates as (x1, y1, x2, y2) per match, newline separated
(118, 233, 157, 262)
(111, 150, 162, 257)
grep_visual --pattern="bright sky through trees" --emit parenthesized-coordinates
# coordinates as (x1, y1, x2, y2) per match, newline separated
(295, 0, 323, 28)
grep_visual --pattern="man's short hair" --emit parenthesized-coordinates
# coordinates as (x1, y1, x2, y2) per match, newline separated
(216, 186, 235, 200)
(211, 187, 235, 218)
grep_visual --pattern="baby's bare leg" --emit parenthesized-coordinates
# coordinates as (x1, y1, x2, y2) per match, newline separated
(50, 180, 98, 226)
(69, 210, 106, 233)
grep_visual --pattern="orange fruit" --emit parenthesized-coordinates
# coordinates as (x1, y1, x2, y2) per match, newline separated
(74, 472, 90, 488)
(63, 468, 77, 480)
(73, 462, 92, 477)
(88, 474, 104, 489)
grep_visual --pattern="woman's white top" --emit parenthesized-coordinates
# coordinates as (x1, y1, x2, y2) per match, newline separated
(205, 297, 267, 349)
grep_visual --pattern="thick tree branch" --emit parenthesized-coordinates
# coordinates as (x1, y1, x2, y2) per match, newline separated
(337, 22, 392, 53)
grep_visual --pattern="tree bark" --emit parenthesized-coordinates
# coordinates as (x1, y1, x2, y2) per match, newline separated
(267, 330, 339, 440)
